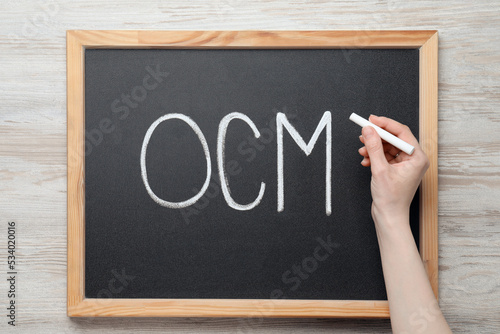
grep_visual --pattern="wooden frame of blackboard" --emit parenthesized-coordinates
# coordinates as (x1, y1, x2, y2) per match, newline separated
(67, 30, 438, 318)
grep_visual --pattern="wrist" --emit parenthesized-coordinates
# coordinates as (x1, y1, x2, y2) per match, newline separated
(373, 212, 415, 253)
(372, 206, 410, 234)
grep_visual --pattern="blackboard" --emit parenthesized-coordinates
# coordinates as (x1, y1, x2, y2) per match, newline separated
(68, 30, 438, 317)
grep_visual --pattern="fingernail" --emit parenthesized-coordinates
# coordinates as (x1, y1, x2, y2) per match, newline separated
(369, 114, 378, 119)
(362, 126, 374, 139)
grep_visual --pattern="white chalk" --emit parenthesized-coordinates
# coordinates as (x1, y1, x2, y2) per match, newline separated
(349, 113, 415, 155)
(277, 111, 332, 216)
(140, 113, 212, 208)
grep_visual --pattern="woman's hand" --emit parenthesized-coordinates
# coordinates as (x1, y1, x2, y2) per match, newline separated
(357, 115, 451, 334)
(357, 115, 429, 228)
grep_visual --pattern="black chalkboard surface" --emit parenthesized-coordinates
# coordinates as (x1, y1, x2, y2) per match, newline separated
(84, 48, 419, 301)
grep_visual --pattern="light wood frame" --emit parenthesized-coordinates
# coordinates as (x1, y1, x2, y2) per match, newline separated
(67, 30, 438, 317)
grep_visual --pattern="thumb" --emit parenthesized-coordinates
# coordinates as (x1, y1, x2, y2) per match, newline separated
(362, 126, 388, 172)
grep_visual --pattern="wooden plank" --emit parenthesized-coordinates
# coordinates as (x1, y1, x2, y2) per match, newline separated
(69, 30, 436, 48)
(67, 30, 86, 311)
(3, 1, 500, 332)
(69, 299, 390, 318)
(419, 31, 439, 298)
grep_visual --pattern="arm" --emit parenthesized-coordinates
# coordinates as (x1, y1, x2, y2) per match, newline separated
(358, 115, 452, 334)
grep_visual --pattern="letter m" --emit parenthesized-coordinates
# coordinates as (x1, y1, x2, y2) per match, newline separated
(276, 111, 332, 215)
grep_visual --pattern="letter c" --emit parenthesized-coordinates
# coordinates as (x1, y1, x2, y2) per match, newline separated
(217, 112, 265, 211)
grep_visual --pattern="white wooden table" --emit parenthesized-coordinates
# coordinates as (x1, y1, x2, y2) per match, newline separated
(0, 1, 498, 332)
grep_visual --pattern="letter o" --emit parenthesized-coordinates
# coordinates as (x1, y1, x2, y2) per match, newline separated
(140, 113, 211, 208)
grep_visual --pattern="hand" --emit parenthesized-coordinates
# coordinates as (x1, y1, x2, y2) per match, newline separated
(358, 115, 429, 228)
(358, 116, 451, 334)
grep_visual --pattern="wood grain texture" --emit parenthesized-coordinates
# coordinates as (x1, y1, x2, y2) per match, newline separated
(1, 0, 499, 333)
(66, 30, 85, 311)
(69, 298, 391, 318)
(419, 31, 439, 298)
(67, 30, 437, 318)
(68, 29, 436, 48)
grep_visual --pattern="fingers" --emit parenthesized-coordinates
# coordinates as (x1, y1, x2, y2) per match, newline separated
(359, 133, 407, 158)
(368, 115, 420, 147)
(361, 126, 389, 173)
(359, 150, 397, 167)
(357, 116, 421, 169)
(358, 143, 400, 158)
(385, 145, 400, 158)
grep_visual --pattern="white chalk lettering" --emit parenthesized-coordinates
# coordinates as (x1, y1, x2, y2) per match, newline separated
(217, 112, 266, 211)
(142, 111, 332, 216)
(276, 111, 332, 215)
(140, 113, 212, 208)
